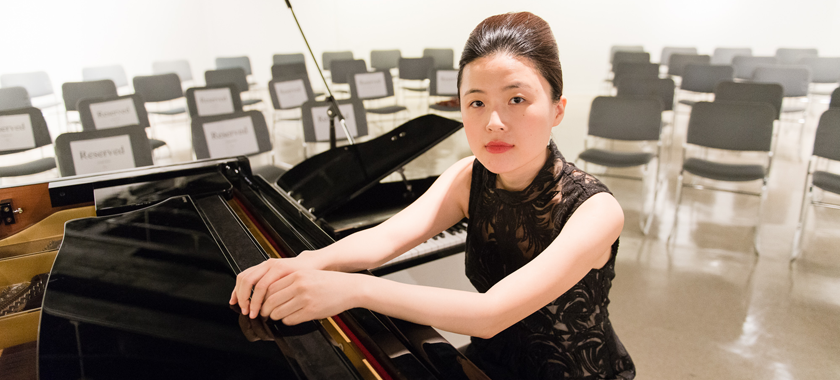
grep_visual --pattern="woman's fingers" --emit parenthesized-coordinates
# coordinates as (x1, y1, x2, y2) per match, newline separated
(234, 263, 270, 315)
(249, 264, 291, 318)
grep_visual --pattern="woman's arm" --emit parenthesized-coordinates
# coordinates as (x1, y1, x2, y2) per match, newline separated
(260, 192, 624, 338)
(231, 156, 474, 318)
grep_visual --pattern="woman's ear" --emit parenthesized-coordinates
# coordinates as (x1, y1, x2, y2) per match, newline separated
(552, 96, 567, 127)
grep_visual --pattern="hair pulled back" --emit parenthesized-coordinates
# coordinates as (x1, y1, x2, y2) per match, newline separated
(457, 12, 563, 102)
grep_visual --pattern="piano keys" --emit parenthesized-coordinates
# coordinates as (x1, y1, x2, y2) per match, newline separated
(0, 156, 489, 379)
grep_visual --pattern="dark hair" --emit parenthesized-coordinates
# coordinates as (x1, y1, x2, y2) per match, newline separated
(457, 12, 563, 102)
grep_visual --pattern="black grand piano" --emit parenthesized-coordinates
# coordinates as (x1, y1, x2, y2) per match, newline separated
(0, 115, 485, 379)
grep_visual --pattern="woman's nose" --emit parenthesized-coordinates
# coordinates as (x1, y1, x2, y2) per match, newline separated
(486, 111, 506, 132)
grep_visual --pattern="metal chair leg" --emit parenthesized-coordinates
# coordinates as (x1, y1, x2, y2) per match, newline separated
(791, 169, 814, 261)
(667, 171, 685, 244)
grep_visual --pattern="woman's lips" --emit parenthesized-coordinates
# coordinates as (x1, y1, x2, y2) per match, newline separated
(486, 141, 513, 154)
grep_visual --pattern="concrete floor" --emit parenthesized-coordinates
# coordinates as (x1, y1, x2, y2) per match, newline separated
(3, 85, 839, 379)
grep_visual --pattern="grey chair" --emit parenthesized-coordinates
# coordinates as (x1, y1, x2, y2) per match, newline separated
(82, 65, 129, 89)
(54, 125, 154, 177)
(330, 59, 368, 85)
(322, 51, 354, 71)
(204, 68, 262, 107)
(612, 51, 651, 69)
(61, 80, 118, 112)
(398, 57, 434, 96)
(668, 101, 776, 254)
(791, 109, 840, 260)
(273, 53, 305, 65)
(660, 47, 697, 66)
(832, 88, 840, 108)
(732, 56, 778, 80)
(268, 73, 316, 130)
(301, 97, 368, 143)
(423, 48, 455, 69)
(427, 69, 460, 116)
(775, 48, 818, 65)
(0, 71, 60, 109)
(714, 81, 784, 121)
(712, 48, 752, 65)
(185, 84, 243, 117)
(616, 77, 676, 111)
(613, 62, 660, 87)
(667, 54, 711, 77)
(0, 87, 32, 112)
(152, 60, 194, 83)
(798, 56, 840, 95)
(0, 107, 56, 182)
(216, 56, 253, 76)
(349, 70, 407, 117)
(577, 96, 664, 234)
(132, 73, 186, 116)
(76, 94, 167, 153)
(371, 50, 401, 71)
(271, 62, 309, 80)
(751, 66, 812, 116)
(609, 45, 645, 65)
(676, 64, 734, 106)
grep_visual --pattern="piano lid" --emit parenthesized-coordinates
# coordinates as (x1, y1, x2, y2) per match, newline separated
(277, 114, 462, 217)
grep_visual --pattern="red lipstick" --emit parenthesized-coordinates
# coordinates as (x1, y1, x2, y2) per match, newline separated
(486, 141, 513, 154)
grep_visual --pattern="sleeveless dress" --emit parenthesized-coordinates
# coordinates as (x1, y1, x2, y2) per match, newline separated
(463, 141, 635, 380)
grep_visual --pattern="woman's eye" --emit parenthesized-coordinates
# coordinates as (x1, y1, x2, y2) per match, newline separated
(510, 96, 525, 104)
(470, 100, 484, 107)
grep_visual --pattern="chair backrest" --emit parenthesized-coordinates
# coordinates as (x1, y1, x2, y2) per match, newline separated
(775, 48, 818, 65)
(330, 59, 368, 85)
(0, 87, 32, 112)
(428, 69, 459, 97)
(588, 96, 663, 142)
(215, 56, 253, 76)
(679, 64, 734, 93)
(612, 51, 651, 72)
(832, 88, 840, 109)
(613, 62, 660, 85)
(350, 70, 396, 100)
(322, 51, 354, 71)
(732, 56, 778, 79)
(301, 98, 368, 143)
(616, 77, 676, 111)
(186, 84, 244, 117)
(711, 48, 752, 65)
(398, 57, 434, 80)
(371, 50, 401, 70)
(54, 125, 153, 177)
(205, 68, 250, 93)
(82, 65, 129, 88)
(660, 47, 697, 66)
(0, 107, 52, 155)
(133, 73, 183, 102)
(714, 81, 783, 120)
(609, 45, 645, 64)
(78, 94, 150, 131)
(269, 74, 316, 110)
(273, 53, 306, 65)
(1, 71, 54, 98)
(797, 56, 840, 84)
(190, 110, 272, 159)
(152, 60, 193, 82)
(813, 109, 840, 161)
(423, 48, 455, 69)
(686, 101, 775, 152)
(61, 80, 118, 111)
(272, 63, 310, 81)
(667, 54, 711, 76)
(751, 66, 811, 98)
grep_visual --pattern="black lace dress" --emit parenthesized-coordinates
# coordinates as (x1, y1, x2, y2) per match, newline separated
(463, 141, 635, 380)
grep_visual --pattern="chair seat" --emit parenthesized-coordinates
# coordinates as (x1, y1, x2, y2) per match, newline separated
(683, 157, 765, 182)
(149, 138, 167, 150)
(678, 99, 697, 106)
(149, 107, 186, 115)
(782, 105, 807, 113)
(578, 149, 654, 168)
(813, 170, 840, 195)
(242, 99, 262, 106)
(403, 86, 428, 92)
(0, 157, 56, 177)
(429, 104, 460, 112)
(367, 105, 408, 115)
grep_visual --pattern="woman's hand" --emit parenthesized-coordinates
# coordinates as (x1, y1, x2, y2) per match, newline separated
(261, 269, 361, 325)
(230, 253, 322, 319)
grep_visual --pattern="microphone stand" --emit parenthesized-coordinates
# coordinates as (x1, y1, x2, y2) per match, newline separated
(284, 0, 354, 149)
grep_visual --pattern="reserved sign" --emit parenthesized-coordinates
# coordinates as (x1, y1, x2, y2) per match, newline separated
(195, 88, 235, 116)
(90, 98, 140, 129)
(311, 103, 358, 141)
(274, 79, 309, 108)
(354, 72, 387, 99)
(202, 116, 259, 158)
(69, 134, 136, 175)
(0, 114, 36, 151)
(437, 70, 458, 95)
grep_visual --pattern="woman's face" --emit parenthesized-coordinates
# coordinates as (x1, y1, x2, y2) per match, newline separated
(460, 53, 566, 179)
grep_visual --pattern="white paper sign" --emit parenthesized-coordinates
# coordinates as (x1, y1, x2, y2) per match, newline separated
(436, 70, 458, 95)
(69, 135, 137, 175)
(202, 116, 260, 158)
(274, 79, 309, 108)
(195, 88, 235, 116)
(0, 114, 35, 151)
(354, 72, 387, 99)
(90, 98, 140, 129)
(311, 104, 358, 141)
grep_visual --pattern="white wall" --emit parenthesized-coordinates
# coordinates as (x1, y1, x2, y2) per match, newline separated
(2, 0, 838, 98)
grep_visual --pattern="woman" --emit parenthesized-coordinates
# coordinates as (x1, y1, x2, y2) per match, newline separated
(232, 12, 635, 379)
